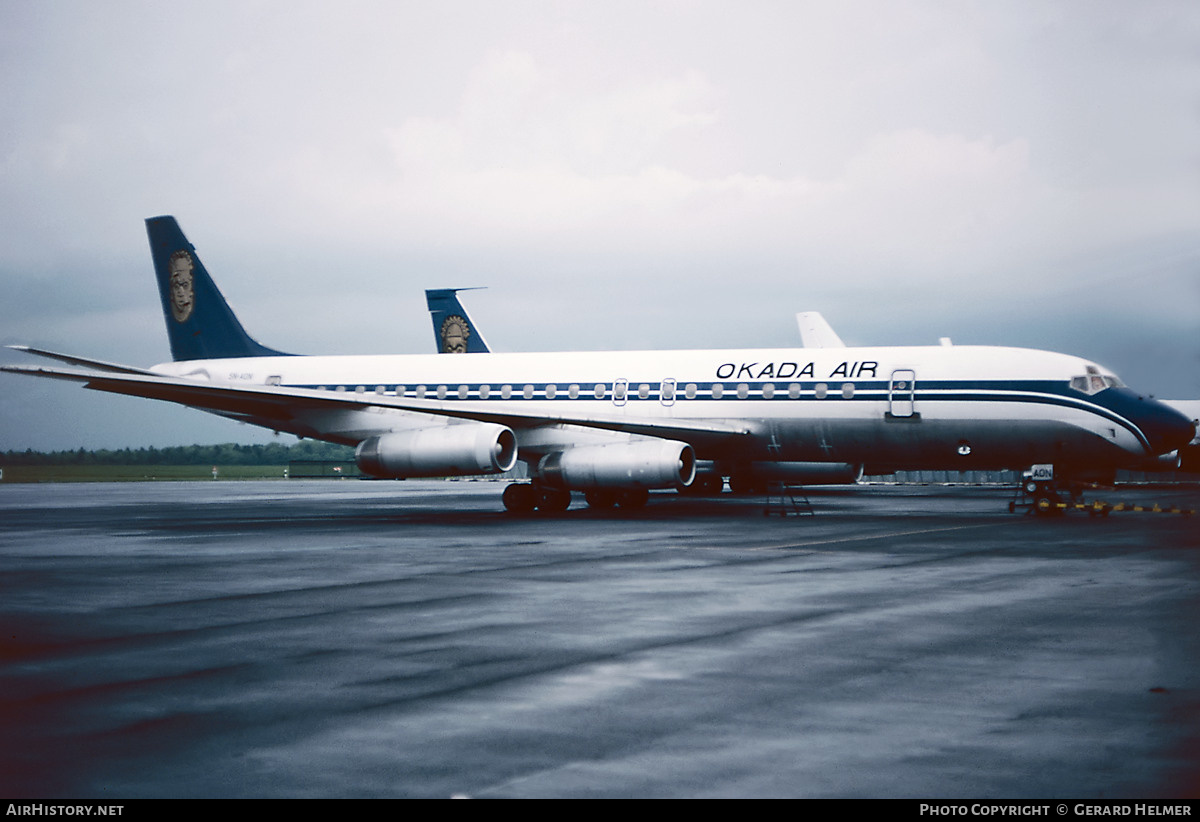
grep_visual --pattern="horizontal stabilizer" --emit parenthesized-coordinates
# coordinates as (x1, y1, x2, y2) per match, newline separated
(7, 345, 159, 375)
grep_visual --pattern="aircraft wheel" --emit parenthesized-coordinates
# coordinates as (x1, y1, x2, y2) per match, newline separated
(616, 488, 649, 508)
(537, 487, 572, 513)
(1034, 495, 1062, 516)
(584, 490, 618, 509)
(729, 474, 763, 495)
(502, 483, 537, 513)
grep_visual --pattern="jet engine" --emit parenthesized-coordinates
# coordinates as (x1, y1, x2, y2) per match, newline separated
(537, 440, 696, 490)
(356, 423, 518, 479)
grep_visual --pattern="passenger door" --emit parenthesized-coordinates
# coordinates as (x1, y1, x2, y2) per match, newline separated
(889, 369, 916, 418)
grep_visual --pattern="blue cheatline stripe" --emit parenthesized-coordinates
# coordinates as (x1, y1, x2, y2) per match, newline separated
(290, 378, 1152, 451)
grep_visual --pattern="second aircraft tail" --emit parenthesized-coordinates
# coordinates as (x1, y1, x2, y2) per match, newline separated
(425, 288, 491, 353)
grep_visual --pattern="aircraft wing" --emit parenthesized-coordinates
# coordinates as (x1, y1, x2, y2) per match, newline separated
(1, 364, 751, 449)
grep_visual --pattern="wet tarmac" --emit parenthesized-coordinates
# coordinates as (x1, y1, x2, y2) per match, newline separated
(1, 479, 1198, 798)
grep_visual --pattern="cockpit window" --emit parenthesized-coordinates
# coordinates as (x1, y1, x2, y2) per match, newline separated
(1069, 366, 1125, 395)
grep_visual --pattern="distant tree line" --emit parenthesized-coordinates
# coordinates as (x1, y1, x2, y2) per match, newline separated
(1, 440, 356, 466)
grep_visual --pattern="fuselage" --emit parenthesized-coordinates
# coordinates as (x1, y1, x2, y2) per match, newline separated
(151, 343, 1194, 477)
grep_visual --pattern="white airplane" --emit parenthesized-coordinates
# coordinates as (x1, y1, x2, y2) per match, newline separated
(5, 216, 1194, 513)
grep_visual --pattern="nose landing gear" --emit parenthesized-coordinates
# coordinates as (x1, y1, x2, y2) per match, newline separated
(1009, 464, 1082, 516)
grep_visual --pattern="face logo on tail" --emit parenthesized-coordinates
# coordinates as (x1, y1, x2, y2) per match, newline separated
(440, 315, 471, 353)
(168, 250, 195, 322)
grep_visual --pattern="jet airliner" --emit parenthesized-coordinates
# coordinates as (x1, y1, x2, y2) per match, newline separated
(5, 216, 1193, 513)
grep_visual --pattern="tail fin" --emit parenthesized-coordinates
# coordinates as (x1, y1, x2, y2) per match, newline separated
(425, 288, 491, 353)
(146, 216, 290, 361)
(796, 311, 846, 349)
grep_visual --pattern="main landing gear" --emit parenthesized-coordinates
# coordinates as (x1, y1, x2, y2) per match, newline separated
(677, 474, 726, 495)
(501, 482, 650, 513)
(502, 482, 569, 513)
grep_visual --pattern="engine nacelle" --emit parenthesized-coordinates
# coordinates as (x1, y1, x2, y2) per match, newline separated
(538, 440, 696, 490)
(356, 423, 517, 479)
(1123, 450, 1187, 473)
(750, 461, 864, 485)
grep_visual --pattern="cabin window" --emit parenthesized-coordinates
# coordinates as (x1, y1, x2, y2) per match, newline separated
(395, 385, 406, 397)
(501, 385, 512, 399)
(613, 382, 627, 400)
(568, 384, 580, 399)
(335, 386, 346, 393)
(457, 385, 469, 399)
(841, 383, 855, 399)
(266, 375, 282, 386)
(375, 385, 385, 394)
(479, 384, 490, 399)
(761, 383, 775, 399)
(436, 385, 448, 399)
(736, 383, 749, 399)
(685, 383, 698, 399)
(415, 385, 427, 398)
(545, 384, 557, 399)
(711, 383, 724, 399)
(788, 383, 801, 399)
(638, 383, 650, 399)
(814, 383, 828, 399)
(523, 384, 534, 399)
(593, 383, 607, 399)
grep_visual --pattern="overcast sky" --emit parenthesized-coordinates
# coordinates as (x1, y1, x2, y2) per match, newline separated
(2, 0, 1198, 450)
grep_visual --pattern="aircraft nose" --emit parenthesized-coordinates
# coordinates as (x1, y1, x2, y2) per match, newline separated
(1146, 402, 1196, 457)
